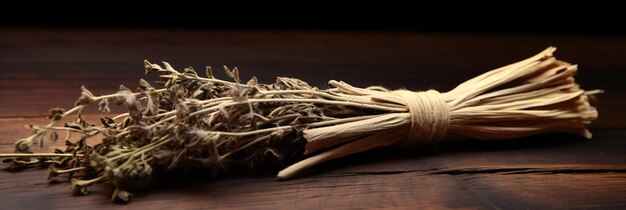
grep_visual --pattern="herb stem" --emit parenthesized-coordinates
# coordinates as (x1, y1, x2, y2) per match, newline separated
(0, 153, 83, 158)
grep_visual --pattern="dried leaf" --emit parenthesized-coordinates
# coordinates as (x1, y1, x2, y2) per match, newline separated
(162, 61, 176, 72)
(50, 131, 59, 141)
(138, 79, 154, 92)
(247, 76, 258, 86)
(112, 188, 133, 203)
(71, 179, 89, 195)
(101, 117, 116, 128)
(74, 86, 95, 106)
(224, 66, 240, 83)
(98, 99, 111, 113)
(144, 60, 154, 75)
(205, 66, 214, 78)
(183, 66, 198, 77)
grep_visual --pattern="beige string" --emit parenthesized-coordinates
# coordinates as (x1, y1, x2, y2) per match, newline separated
(392, 90, 450, 146)
(279, 47, 598, 179)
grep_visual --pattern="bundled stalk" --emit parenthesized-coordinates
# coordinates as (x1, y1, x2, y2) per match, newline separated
(0, 47, 599, 202)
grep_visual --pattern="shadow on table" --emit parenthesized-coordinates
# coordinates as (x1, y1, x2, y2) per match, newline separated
(112, 133, 589, 201)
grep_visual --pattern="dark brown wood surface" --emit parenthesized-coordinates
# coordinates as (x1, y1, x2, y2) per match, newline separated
(1, 28, 625, 209)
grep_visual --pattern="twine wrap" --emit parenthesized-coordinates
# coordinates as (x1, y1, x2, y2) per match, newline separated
(393, 90, 450, 146)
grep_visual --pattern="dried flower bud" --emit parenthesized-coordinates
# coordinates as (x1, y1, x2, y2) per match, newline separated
(98, 99, 111, 113)
(112, 188, 133, 203)
(162, 61, 176, 72)
(118, 84, 131, 92)
(138, 79, 154, 92)
(143, 60, 155, 75)
(205, 66, 214, 78)
(224, 66, 240, 83)
(183, 66, 198, 77)
(80, 85, 95, 97)
(71, 179, 89, 195)
(14, 139, 32, 153)
(74, 86, 95, 106)
(115, 85, 137, 108)
(74, 96, 92, 106)
(100, 117, 116, 128)
(47, 107, 65, 121)
(50, 131, 59, 141)
(247, 76, 258, 86)
(46, 168, 59, 181)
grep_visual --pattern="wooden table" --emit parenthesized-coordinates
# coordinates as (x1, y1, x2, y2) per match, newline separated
(1, 29, 625, 209)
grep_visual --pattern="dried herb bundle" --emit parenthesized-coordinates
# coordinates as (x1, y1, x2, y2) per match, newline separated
(0, 47, 599, 202)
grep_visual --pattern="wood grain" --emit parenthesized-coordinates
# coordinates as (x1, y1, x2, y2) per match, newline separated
(0, 28, 625, 209)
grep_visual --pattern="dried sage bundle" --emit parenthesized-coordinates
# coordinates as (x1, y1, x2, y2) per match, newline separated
(0, 47, 599, 202)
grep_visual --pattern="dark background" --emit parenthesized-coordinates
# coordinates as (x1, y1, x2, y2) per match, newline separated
(1, 3, 625, 35)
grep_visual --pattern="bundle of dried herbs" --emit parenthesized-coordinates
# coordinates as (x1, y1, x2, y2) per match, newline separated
(0, 47, 599, 202)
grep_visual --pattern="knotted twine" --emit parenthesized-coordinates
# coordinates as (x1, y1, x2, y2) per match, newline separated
(392, 90, 449, 146)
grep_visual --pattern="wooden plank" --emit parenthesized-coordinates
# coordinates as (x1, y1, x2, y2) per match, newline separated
(441, 173, 626, 209)
(1, 116, 625, 208)
(1, 29, 625, 208)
